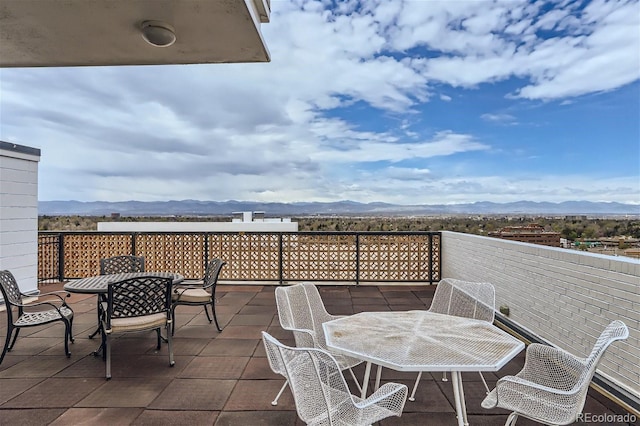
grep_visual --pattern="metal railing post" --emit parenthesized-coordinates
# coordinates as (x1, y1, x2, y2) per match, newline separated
(428, 233, 433, 283)
(204, 233, 209, 269)
(58, 233, 65, 281)
(278, 233, 284, 285)
(355, 233, 360, 285)
(131, 233, 137, 255)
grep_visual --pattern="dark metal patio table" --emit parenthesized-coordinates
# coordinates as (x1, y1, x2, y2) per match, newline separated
(63, 272, 184, 294)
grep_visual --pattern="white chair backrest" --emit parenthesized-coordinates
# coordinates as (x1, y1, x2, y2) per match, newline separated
(572, 320, 629, 407)
(275, 283, 332, 349)
(429, 278, 495, 323)
(261, 331, 353, 425)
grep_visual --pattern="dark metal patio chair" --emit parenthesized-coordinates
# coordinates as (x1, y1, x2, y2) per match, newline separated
(98, 275, 174, 379)
(100, 255, 145, 275)
(171, 258, 226, 335)
(0, 270, 74, 365)
(87, 255, 146, 339)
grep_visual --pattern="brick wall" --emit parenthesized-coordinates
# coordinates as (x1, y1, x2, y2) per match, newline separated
(441, 231, 639, 397)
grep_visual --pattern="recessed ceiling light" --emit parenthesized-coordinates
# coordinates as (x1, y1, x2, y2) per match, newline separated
(140, 21, 176, 48)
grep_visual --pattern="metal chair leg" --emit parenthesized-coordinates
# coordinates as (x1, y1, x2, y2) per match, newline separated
(505, 412, 519, 425)
(272, 381, 288, 406)
(167, 324, 175, 367)
(7, 327, 20, 351)
(203, 304, 212, 322)
(0, 328, 14, 365)
(211, 301, 222, 332)
(105, 333, 112, 380)
(409, 372, 423, 401)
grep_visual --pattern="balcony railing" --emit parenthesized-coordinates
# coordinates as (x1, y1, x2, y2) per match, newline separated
(38, 231, 441, 284)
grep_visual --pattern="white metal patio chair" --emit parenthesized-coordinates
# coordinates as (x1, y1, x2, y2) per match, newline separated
(98, 275, 174, 379)
(271, 282, 364, 406)
(481, 320, 629, 425)
(262, 331, 408, 426)
(0, 270, 74, 366)
(409, 278, 496, 401)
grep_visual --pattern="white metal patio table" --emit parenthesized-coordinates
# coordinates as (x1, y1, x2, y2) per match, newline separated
(323, 310, 525, 426)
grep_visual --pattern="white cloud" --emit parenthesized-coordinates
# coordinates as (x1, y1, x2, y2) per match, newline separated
(481, 113, 517, 124)
(1, 0, 638, 206)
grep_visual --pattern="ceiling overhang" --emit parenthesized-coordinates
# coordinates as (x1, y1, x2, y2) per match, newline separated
(0, 0, 271, 67)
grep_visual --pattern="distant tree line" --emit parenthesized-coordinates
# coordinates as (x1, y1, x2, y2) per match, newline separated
(38, 215, 640, 241)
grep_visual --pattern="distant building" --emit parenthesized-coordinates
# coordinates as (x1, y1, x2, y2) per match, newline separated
(97, 212, 297, 232)
(488, 223, 561, 247)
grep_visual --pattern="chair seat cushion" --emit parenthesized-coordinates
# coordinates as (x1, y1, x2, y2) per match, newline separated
(173, 288, 211, 303)
(110, 313, 167, 332)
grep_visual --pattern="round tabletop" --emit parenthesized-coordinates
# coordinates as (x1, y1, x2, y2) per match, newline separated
(63, 272, 184, 294)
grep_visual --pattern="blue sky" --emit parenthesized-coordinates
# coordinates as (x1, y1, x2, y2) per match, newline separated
(1, 0, 639, 205)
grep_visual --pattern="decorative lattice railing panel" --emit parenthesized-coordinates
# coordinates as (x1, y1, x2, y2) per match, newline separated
(38, 234, 60, 282)
(38, 231, 440, 284)
(62, 234, 133, 278)
(208, 233, 280, 280)
(359, 234, 439, 282)
(135, 233, 206, 278)
(431, 234, 441, 281)
(282, 234, 357, 281)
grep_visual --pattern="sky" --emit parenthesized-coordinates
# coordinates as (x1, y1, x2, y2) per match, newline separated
(1, 0, 639, 206)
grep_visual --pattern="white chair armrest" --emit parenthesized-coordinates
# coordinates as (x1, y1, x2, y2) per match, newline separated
(356, 382, 408, 416)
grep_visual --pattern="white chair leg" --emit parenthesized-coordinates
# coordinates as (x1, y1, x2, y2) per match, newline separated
(409, 371, 423, 401)
(479, 372, 490, 394)
(505, 412, 519, 425)
(442, 371, 448, 381)
(272, 380, 288, 406)
(347, 367, 363, 394)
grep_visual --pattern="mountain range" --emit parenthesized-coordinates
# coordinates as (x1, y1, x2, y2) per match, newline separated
(38, 200, 640, 216)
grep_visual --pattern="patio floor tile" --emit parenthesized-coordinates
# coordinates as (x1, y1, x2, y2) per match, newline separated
(1, 377, 104, 408)
(214, 411, 301, 426)
(199, 338, 259, 357)
(131, 409, 218, 426)
(0, 408, 66, 425)
(178, 356, 250, 379)
(223, 379, 296, 411)
(76, 378, 171, 408)
(148, 378, 236, 410)
(49, 408, 143, 425)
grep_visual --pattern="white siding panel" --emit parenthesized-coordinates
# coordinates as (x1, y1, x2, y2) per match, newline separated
(0, 143, 41, 295)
